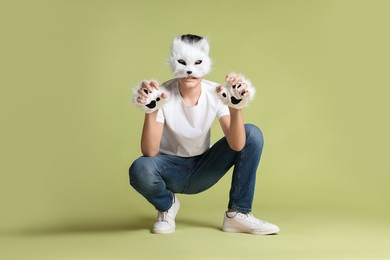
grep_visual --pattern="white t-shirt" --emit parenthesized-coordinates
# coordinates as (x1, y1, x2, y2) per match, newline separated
(156, 78, 230, 157)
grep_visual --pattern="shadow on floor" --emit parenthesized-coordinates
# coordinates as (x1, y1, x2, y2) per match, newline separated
(5, 215, 222, 236)
(177, 217, 221, 231)
(7, 216, 155, 236)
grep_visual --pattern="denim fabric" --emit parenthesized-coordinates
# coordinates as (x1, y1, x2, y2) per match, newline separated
(129, 124, 264, 213)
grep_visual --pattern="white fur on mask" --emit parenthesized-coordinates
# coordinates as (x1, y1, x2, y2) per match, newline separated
(168, 37, 212, 78)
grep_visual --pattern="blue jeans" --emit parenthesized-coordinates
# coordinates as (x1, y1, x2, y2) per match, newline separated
(129, 124, 264, 213)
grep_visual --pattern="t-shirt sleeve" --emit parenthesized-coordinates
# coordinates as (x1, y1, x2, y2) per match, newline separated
(216, 102, 230, 119)
(156, 109, 165, 123)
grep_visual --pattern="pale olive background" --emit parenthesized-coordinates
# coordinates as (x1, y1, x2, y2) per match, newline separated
(1, 0, 390, 259)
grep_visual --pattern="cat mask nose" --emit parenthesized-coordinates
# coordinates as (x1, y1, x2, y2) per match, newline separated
(186, 71, 192, 75)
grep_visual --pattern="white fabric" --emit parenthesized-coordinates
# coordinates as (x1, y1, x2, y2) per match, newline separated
(156, 79, 230, 157)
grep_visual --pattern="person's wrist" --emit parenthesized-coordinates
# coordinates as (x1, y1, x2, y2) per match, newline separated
(145, 110, 158, 117)
(229, 106, 242, 113)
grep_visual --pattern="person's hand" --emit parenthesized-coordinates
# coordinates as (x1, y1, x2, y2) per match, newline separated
(216, 73, 255, 109)
(132, 80, 168, 113)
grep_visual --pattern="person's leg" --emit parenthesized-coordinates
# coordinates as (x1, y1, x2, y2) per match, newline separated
(227, 124, 263, 213)
(129, 154, 190, 212)
(130, 154, 194, 233)
(183, 124, 263, 213)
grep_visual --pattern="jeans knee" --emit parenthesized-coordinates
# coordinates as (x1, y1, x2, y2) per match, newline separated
(244, 124, 264, 150)
(129, 157, 157, 190)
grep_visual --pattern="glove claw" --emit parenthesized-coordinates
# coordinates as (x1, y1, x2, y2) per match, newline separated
(218, 74, 255, 109)
(131, 80, 168, 113)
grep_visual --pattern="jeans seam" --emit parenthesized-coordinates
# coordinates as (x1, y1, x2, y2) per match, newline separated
(234, 150, 245, 211)
(151, 155, 175, 211)
(182, 156, 198, 194)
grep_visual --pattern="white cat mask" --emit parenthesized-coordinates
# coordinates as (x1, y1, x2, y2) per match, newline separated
(168, 35, 212, 78)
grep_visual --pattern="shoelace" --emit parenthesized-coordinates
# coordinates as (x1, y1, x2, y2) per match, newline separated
(240, 213, 266, 224)
(157, 211, 168, 222)
(156, 197, 176, 222)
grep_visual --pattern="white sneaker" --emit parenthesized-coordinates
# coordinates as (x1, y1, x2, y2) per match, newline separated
(222, 211, 280, 235)
(152, 195, 180, 234)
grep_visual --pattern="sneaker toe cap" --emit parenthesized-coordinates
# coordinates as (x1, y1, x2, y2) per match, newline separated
(257, 223, 280, 235)
(152, 221, 175, 234)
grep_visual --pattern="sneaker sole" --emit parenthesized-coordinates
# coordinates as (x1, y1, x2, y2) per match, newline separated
(222, 226, 280, 235)
(152, 228, 175, 234)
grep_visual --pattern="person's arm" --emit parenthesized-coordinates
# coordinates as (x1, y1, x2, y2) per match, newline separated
(218, 73, 253, 151)
(141, 111, 164, 157)
(219, 108, 246, 151)
(136, 81, 166, 157)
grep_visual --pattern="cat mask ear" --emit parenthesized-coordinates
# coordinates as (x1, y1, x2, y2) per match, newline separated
(168, 34, 212, 78)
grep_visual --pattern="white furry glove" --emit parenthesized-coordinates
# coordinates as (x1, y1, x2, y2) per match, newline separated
(217, 74, 256, 109)
(131, 80, 168, 113)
